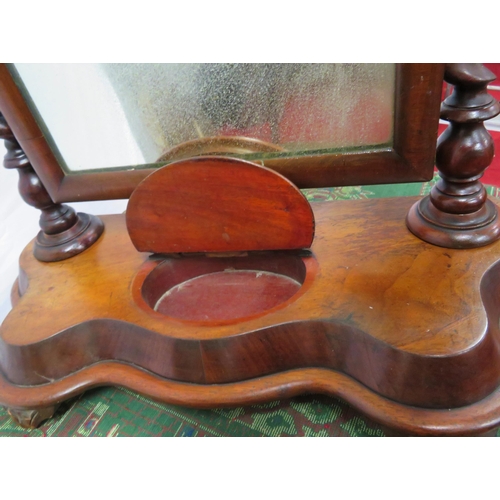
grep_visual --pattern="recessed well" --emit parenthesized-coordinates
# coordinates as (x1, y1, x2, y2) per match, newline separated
(140, 253, 309, 322)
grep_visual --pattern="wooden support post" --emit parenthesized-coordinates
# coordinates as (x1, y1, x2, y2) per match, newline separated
(407, 63, 500, 248)
(0, 112, 104, 262)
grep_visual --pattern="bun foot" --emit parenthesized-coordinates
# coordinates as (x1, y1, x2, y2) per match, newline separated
(7, 404, 60, 429)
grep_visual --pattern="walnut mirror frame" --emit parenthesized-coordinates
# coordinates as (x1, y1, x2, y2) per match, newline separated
(0, 63, 444, 203)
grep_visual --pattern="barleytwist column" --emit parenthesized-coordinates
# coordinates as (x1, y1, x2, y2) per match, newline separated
(407, 63, 500, 248)
(0, 112, 104, 262)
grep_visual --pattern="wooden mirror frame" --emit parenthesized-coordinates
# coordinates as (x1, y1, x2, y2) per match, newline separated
(0, 63, 444, 203)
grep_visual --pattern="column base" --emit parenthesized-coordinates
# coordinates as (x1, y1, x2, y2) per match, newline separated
(406, 197, 500, 249)
(34, 213, 104, 262)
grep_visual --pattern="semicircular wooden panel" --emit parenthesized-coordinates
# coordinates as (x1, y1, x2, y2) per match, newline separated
(126, 156, 315, 254)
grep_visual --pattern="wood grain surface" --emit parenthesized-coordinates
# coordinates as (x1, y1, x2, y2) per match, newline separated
(2, 196, 500, 436)
(126, 157, 315, 253)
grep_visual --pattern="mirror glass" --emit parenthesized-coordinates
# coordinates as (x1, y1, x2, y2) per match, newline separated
(11, 63, 396, 173)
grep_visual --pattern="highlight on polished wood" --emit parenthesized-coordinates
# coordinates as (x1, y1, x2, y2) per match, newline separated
(126, 156, 315, 254)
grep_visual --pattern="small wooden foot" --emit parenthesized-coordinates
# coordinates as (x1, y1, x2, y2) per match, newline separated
(7, 404, 60, 429)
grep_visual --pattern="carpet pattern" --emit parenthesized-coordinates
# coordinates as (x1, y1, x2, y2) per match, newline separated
(0, 388, 386, 437)
(2, 175, 500, 437)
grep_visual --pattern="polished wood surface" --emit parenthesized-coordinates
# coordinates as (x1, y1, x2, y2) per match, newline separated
(127, 157, 315, 253)
(0, 64, 444, 202)
(3, 365, 500, 437)
(0, 112, 104, 262)
(3, 196, 500, 434)
(3, 62, 498, 437)
(407, 63, 500, 248)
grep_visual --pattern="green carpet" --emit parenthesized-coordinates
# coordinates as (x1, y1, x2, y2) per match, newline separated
(2, 175, 500, 437)
(0, 388, 386, 437)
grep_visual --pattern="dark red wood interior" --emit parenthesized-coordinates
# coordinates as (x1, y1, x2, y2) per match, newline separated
(140, 253, 309, 323)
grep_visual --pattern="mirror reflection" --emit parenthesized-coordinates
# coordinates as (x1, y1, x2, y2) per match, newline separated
(12, 63, 396, 173)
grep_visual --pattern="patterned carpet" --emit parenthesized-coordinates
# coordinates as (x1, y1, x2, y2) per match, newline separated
(2, 176, 500, 437)
(0, 388, 386, 437)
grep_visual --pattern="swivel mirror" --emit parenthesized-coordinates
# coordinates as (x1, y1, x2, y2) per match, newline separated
(2, 63, 500, 436)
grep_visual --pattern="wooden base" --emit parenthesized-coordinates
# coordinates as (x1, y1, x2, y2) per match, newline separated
(3, 196, 500, 435)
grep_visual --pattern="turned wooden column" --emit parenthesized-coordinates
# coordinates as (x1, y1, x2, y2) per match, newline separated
(407, 63, 500, 248)
(0, 112, 104, 262)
